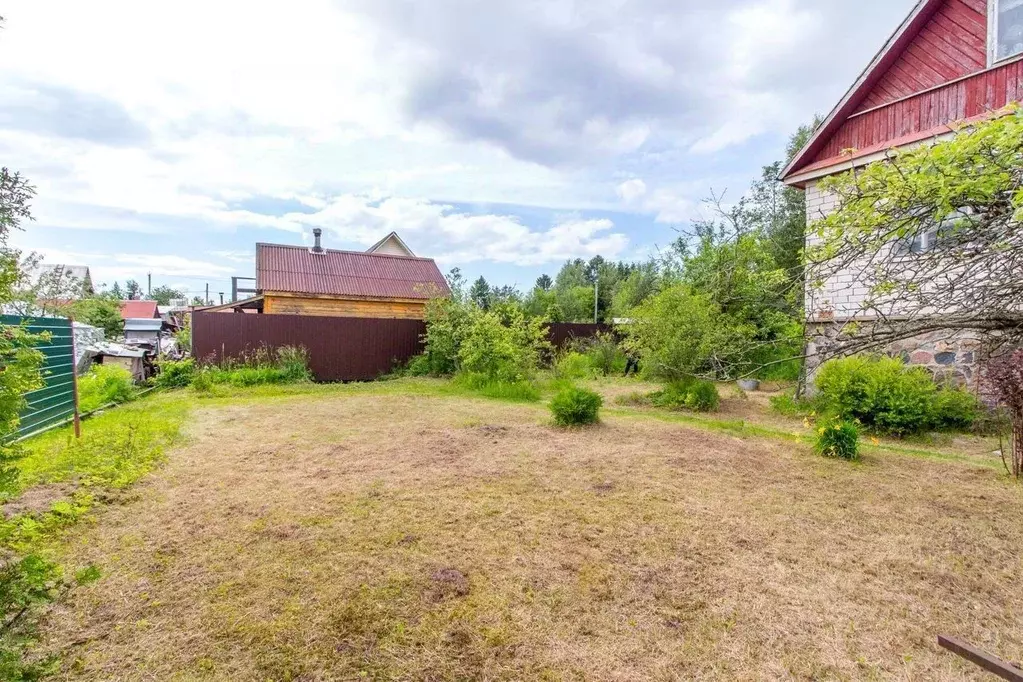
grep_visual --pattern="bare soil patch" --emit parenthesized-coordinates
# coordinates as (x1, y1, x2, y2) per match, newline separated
(40, 389, 1023, 681)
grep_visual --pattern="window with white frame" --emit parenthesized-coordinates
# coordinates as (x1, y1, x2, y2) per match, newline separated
(895, 208, 974, 256)
(991, 0, 1023, 64)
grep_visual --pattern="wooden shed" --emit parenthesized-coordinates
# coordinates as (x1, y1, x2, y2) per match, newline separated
(254, 230, 450, 320)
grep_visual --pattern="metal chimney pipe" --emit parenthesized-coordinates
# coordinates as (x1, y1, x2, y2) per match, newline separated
(312, 228, 324, 253)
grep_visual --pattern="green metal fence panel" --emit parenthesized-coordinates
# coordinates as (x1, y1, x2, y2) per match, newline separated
(0, 315, 76, 439)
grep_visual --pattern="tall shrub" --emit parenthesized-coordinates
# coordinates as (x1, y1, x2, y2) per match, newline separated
(458, 306, 548, 383)
(815, 355, 982, 435)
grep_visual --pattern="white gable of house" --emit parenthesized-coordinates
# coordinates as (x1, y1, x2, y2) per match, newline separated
(366, 232, 415, 257)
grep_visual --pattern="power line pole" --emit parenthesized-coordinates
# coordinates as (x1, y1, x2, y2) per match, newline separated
(147, 272, 152, 298)
(219, 292, 224, 305)
(205, 283, 209, 306)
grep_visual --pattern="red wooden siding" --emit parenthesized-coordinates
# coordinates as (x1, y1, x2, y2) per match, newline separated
(856, 0, 987, 113)
(811, 56, 1023, 165)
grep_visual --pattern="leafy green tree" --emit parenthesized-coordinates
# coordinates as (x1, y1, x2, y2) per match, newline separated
(67, 295, 124, 338)
(0, 163, 52, 678)
(535, 274, 553, 291)
(611, 262, 659, 319)
(747, 119, 820, 277)
(124, 279, 143, 300)
(621, 285, 739, 380)
(109, 281, 124, 299)
(150, 285, 184, 306)
(806, 109, 1023, 357)
(468, 276, 491, 309)
(445, 267, 466, 302)
(458, 305, 549, 383)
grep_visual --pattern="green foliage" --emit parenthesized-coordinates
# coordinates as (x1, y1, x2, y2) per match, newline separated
(0, 392, 187, 679)
(769, 393, 813, 417)
(807, 110, 1023, 359)
(153, 358, 196, 388)
(621, 285, 724, 381)
(65, 295, 123, 338)
(402, 353, 433, 377)
(174, 317, 191, 353)
(553, 352, 591, 380)
(932, 386, 984, 431)
(149, 285, 184, 306)
(420, 297, 472, 375)
(77, 365, 137, 412)
(581, 332, 626, 376)
(550, 386, 602, 426)
(195, 346, 312, 388)
(650, 377, 720, 413)
(0, 553, 62, 681)
(814, 418, 860, 460)
(454, 373, 541, 403)
(815, 356, 981, 435)
(457, 306, 549, 384)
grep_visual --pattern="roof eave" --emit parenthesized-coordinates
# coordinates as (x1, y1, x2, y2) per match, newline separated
(781, 0, 940, 183)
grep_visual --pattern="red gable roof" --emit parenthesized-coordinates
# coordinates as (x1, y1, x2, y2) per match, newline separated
(256, 243, 450, 300)
(783, 0, 1022, 183)
(120, 300, 159, 319)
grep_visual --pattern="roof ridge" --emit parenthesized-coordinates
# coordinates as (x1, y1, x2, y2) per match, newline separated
(255, 242, 436, 262)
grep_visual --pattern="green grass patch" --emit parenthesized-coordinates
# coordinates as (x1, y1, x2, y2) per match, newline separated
(1, 391, 191, 678)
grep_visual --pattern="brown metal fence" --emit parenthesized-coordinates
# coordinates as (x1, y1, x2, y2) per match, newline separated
(192, 313, 612, 382)
(546, 323, 613, 347)
(192, 313, 426, 382)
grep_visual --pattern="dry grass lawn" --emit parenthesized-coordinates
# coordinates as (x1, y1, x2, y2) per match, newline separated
(41, 386, 1023, 681)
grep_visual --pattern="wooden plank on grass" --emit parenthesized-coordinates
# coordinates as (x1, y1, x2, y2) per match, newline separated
(938, 635, 1023, 681)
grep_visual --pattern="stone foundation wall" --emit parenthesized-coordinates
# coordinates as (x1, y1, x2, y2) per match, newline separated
(805, 323, 989, 396)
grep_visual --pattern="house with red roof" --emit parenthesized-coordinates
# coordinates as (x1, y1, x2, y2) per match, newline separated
(781, 0, 1023, 386)
(221, 229, 449, 320)
(119, 300, 160, 320)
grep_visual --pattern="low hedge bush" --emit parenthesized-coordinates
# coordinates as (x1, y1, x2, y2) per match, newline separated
(650, 377, 720, 412)
(815, 356, 983, 435)
(550, 386, 602, 426)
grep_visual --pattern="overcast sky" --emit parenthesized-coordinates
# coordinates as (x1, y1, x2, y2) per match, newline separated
(0, 0, 916, 299)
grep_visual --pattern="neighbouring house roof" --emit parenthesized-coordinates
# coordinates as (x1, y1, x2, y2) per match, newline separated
(367, 231, 416, 257)
(35, 264, 94, 296)
(781, 0, 1000, 183)
(256, 243, 449, 300)
(120, 300, 159, 320)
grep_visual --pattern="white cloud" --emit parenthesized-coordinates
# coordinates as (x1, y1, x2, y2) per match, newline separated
(282, 195, 628, 266)
(0, 0, 916, 283)
(616, 179, 648, 203)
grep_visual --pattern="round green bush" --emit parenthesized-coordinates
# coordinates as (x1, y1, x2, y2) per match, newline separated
(550, 386, 603, 426)
(814, 418, 859, 460)
(650, 378, 720, 412)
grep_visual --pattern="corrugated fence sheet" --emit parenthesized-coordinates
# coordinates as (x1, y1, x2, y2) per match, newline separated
(192, 313, 427, 382)
(547, 323, 613, 348)
(0, 315, 76, 439)
(193, 314, 613, 382)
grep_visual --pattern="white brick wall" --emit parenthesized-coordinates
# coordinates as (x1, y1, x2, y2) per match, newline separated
(804, 180, 867, 321)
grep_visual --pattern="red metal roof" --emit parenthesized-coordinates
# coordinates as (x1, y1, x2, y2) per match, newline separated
(120, 300, 159, 319)
(256, 243, 450, 300)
